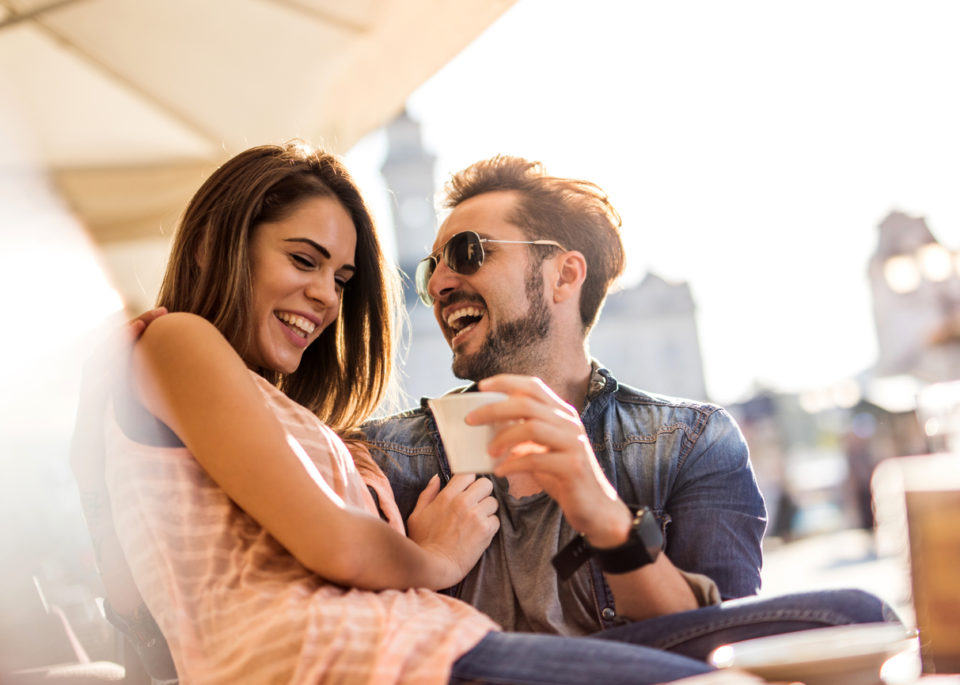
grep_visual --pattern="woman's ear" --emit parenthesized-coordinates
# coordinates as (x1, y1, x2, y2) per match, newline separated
(552, 251, 587, 303)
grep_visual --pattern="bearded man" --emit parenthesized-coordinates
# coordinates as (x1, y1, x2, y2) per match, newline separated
(361, 155, 896, 658)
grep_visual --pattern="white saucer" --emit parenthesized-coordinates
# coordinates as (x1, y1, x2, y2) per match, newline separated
(707, 623, 918, 685)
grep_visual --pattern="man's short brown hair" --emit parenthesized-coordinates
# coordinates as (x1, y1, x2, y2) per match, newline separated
(443, 155, 625, 331)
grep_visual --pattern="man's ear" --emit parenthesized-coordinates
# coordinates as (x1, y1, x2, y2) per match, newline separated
(551, 251, 587, 303)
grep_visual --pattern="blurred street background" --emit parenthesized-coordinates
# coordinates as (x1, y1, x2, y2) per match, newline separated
(3, 0, 959, 675)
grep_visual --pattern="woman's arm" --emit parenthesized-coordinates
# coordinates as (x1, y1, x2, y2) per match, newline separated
(132, 312, 498, 591)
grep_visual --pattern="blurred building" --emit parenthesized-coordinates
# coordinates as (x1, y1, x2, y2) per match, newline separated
(727, 211, 957, 540)
(864, 209, 960, 455)
(869, 210, 960, 382)
(590, 274, 709, 402)
(381, 109, 440, 294)
(379, 110, 461, 402)
(380, 111, 709, 404)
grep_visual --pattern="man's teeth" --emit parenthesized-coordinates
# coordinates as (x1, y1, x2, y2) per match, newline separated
(276, 312, 316, 338)
(446, 306, 484, 331)
(454, 322, 478, 339)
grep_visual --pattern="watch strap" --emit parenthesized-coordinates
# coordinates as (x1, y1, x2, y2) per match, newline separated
(593, 507, 662, 574)
(553, 534, 592, 581)
(551, 506, 663, 580)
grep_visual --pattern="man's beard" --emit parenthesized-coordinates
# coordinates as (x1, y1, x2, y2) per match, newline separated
(452, 266, 551, 381)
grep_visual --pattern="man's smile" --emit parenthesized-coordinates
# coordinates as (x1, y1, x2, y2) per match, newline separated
(444, 304, 486, 347)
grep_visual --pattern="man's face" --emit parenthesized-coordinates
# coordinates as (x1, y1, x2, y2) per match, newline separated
(426, 191, 552, 380)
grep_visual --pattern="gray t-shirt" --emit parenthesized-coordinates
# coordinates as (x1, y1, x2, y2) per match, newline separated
(455, 476, 600, 635)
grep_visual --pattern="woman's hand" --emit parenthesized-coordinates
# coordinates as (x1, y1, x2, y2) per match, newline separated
(406, 474, 500, 587)
(468, 374, 632, 548)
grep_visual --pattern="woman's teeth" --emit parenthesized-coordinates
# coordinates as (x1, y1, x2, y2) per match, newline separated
(276, 312, 316, 338)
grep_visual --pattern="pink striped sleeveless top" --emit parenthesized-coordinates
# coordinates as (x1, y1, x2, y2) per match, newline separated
(105, 371, 496, 684)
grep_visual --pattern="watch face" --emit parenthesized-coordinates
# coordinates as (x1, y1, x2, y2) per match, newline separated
(637, 507, 664, 555)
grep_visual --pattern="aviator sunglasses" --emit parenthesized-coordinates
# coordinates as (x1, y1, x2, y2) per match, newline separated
(415, 230, 567, 306)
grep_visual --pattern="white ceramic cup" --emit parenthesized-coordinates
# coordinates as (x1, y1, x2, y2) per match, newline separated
(428, 391, 508, 473)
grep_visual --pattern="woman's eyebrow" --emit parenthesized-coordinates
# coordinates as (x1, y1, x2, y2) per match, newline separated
(284, 237, 330, 258)
(283, 238, 355, 273)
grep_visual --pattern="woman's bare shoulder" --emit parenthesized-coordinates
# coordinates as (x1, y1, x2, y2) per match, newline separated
(133, 312, 243, 387)
(137, 312, 234, 360)
(140, 311, 219, 341)
(130, 312, 258, 433)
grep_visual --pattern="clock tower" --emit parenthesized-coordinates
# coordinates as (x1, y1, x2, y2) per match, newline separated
(380, 109, 438, 302)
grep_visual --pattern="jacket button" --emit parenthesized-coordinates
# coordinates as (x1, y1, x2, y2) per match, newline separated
(601, 607, 616, 620)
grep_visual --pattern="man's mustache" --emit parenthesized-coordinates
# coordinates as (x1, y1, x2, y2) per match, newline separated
(438, 291, 487, 310)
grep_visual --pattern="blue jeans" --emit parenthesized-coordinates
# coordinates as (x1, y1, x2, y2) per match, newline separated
(449, 589, 898, 684)
(593, 588, 898, 660)
(450, 632, 713, 685)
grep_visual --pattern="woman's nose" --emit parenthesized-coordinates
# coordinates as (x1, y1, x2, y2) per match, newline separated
(306, 272, 339, 307)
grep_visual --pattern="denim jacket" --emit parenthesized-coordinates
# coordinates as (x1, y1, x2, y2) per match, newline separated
(361, 365, 766, 630)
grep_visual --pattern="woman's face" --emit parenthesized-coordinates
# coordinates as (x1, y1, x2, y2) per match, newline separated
(245, 195, 357, 374)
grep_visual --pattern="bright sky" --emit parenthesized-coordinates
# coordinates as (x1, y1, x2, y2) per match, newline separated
(348, 0, 960, 404)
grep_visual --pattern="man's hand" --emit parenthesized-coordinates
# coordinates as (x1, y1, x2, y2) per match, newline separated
(127, 307, 169, 339)
(471, 374, 700, 620)
(406, 474, 500, 585)
(468, 374, 633, 549)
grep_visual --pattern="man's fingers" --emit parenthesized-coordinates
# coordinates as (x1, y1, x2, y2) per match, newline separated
(126, 319, 146, 341)
(137, 306, 168, 326)
(486, 418, 579, 458)
(466, 395, 559, 428)
(478, 373, 556, 401)
(493, 454, 567, 483)
(127, 307, 168, 341)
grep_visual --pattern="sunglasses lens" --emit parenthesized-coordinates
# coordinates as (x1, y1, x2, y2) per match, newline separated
(445, 232, 483, 275)
(415, 257, 436, 305)
(416, 232, 485, 306)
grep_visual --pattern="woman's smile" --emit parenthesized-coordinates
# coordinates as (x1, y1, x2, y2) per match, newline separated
(275, 310, 319, 341)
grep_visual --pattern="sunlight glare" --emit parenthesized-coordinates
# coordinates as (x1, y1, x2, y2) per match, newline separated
(916, 243, 952, 282)
(883, 255, 922, 295)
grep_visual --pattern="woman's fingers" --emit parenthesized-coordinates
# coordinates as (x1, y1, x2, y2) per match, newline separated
(476, 493, 500, 518)
(462, 473, 493, 499)
(445, 472, 478, 491)
(413, 474, 442, 509)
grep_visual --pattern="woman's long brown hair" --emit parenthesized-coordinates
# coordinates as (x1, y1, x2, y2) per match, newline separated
(157, 142, 401, 435)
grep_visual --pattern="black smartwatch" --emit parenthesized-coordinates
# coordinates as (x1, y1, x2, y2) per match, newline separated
(593, 506, 663, 574)
(552, 506, 663, 580)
